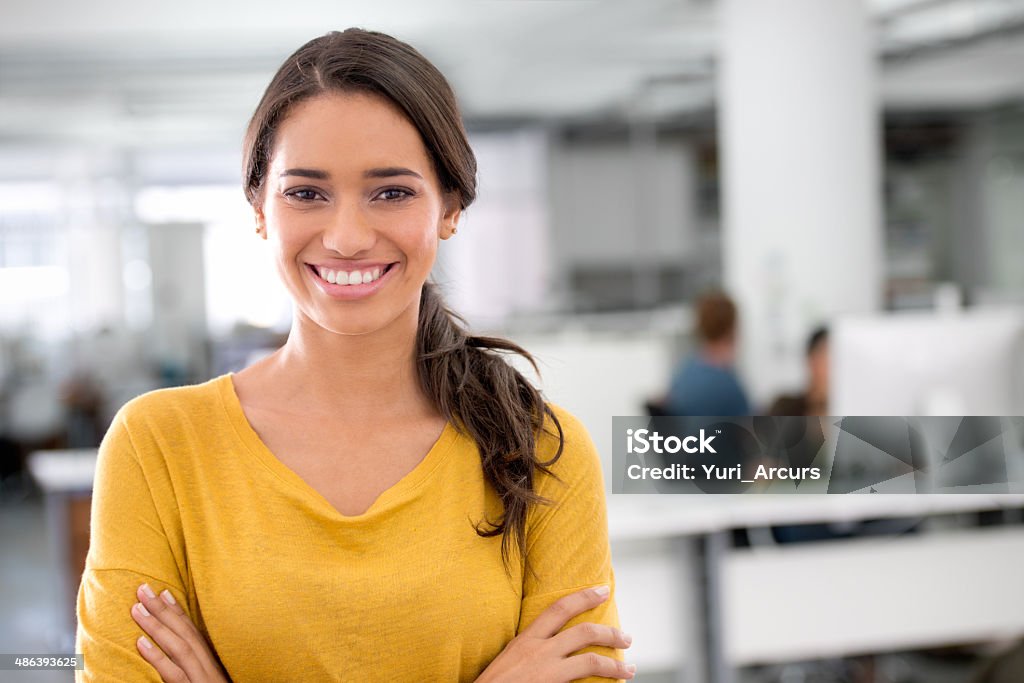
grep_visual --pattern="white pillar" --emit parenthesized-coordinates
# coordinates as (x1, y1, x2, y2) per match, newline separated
(717, 0, 884, 409)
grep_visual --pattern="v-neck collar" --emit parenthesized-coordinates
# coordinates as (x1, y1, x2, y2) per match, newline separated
(215, 372, 459, 522)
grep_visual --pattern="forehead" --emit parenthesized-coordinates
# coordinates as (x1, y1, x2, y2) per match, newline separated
(269, 91, 432, 176)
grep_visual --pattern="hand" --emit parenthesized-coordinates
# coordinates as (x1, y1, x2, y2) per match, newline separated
(476, 585, 635, 682)
(130, 583, 230, 682)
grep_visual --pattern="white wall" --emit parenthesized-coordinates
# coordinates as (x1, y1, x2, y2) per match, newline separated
(548, 136, 698, 269)
(433, 129, 552, 328)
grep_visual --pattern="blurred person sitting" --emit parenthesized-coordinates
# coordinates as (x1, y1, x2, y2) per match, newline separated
(658, 290, 752, 417)
(768, 323, 921, 544)
(769, 325, 829, 416)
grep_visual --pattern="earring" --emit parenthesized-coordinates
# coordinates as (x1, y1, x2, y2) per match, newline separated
(451, 226, 458, 235)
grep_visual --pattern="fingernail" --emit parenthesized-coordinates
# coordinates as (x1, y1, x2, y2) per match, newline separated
(139, 635, 153, 649)
(623, 631, 633, 646)
(135, 602, 151, 617)
(140, 583, 156, 599)
(161, 590, 176, 605)
(593, 585, 610, 597)
(625, 663, 637, 673)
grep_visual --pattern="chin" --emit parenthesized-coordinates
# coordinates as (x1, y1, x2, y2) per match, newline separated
(315, 303, 416, 338)
(319, 317, 388, 337)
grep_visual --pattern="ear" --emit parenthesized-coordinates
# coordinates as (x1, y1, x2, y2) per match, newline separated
(439, 194, 462, 240)
(254, 205, 267, 239)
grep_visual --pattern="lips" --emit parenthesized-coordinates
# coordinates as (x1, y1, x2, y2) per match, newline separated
(305, 261, 399, 301)
(309, 262, 396, 285)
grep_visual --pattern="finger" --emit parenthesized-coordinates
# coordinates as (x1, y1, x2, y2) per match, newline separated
(559, 651, 637, 681)
(550, 622, 632, 656)
(136, 585, 226, 681)
(520, 585, 611, 639)
(130, 600, 204, 682)
(136, 635, 189, 683)
(137, 584, 200, 642)
(152, 587, 197, 633)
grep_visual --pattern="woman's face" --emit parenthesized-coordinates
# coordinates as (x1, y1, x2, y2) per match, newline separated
(255, 91, 460, 337)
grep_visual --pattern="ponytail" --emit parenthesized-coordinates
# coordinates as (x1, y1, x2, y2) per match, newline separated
(416, 282, 564, 579)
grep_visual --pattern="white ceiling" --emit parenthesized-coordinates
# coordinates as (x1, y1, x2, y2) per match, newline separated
(0, 0, 1022, 151)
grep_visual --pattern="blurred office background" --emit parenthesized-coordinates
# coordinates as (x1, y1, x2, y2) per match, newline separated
(2, 0, 1024, 681)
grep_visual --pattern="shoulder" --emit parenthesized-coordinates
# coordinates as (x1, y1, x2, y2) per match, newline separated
(95, 377, 229, 489)
(672, 354, 700, 377)
(537, 402, 595, 455)
(676, 355, 719, 384)
(114, 374, 227, 437)
(534, 402, 603, 493)
(699, 360, 742, 391)
(525, 403, 609, 546)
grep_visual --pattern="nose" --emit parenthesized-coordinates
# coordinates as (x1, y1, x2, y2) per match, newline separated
(321, 200, 376, 257)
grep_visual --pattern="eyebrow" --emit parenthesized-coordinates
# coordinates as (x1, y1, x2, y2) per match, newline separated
(279, 167, 424, 180)
(280, 168, 329, 180)
(364, 166, 423, 180)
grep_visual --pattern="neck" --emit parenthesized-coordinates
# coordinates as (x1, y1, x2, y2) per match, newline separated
(264, 304, 435, 424)
(807, 378, 828, 406)
(701, 340, 734, 367)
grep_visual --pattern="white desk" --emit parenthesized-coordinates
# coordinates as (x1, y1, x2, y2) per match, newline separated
(608, 493, 1024, 541)
(28, 449, 97, 495)
(606, 494, 1024, 683)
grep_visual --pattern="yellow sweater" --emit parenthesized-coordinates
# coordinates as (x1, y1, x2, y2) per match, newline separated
(75, 373, 623, 681)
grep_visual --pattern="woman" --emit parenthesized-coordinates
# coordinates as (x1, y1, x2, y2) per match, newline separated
(75, 28, 633, 682)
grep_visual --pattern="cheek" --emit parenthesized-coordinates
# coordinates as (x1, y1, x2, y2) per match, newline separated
(265, 207, 313, 253)
(395, 210, 442, 264)
(269, 230, 304, 270)
(413, 227, 439, 254)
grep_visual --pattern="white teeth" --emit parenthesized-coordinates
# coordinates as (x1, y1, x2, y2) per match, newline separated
(316, 266, 336, 284)
(314, 265, 387, 286)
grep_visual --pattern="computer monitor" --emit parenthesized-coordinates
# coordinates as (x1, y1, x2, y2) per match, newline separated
(831, 307, 1024, 416)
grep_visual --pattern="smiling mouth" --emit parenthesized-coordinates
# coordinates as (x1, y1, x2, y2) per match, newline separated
(306, 262, 397, 286)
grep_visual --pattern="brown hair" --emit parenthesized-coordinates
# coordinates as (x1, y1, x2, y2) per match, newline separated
(695, 290, 738, 343)
(241, 28, 564, 579)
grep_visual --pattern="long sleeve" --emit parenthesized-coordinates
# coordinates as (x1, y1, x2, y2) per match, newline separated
(75, 404, 192, 682)
(517, 406, 625, 683)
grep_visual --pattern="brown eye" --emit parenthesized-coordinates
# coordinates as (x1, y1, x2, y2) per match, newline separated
(377, 188, 413, 202)
(285, 188, 324, 202)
